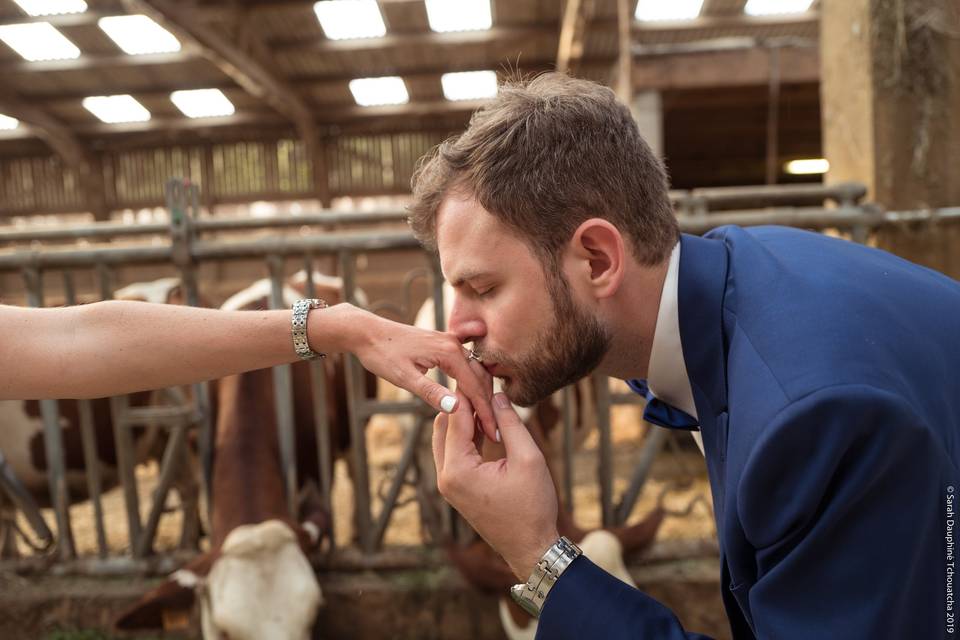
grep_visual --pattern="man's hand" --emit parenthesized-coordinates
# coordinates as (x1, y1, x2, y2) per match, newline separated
(340, 305, 498, 441)
(433, 391, 560, 579)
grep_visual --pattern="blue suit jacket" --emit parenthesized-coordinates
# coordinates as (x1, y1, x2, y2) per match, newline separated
(537, 226, 960, 639)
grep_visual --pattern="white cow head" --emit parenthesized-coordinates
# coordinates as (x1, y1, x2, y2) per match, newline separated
(116, 519, 322, 640)
(198, 520, 322, 640)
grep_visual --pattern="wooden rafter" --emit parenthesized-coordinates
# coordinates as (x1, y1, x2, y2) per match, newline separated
(119, 0, 329, 203)
(121, 0, 310, 127)
(271, 24, 558, 53)
(700, 0, 749, 18)
(633, 12, 816, 35)
(28, 58, 591, 107)
(0, 52, 199, 75)
(0, 89, 107, 218)
(557, 0, 594, 74)
(616, 0, 632, 102)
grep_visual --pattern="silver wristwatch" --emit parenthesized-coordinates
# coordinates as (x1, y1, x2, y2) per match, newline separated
(509, 536, 582, 618)
(291, 298, 328, 360)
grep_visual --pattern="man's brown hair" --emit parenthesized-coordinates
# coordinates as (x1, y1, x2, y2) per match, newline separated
(409, 72, 678, 266)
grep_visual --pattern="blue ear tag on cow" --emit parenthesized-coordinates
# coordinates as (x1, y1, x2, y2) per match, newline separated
(626, 379, 700, 431)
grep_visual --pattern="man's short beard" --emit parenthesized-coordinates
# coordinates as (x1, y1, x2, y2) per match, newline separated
(481, 268, 612, 407)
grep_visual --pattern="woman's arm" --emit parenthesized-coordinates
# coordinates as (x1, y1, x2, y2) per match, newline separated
(0, 301, 496, 438)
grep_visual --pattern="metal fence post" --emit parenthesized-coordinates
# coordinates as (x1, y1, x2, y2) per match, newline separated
(63, 272, 109, 559)
(561, 386, 576, 514)
(97, 264, 144, 553)
(592, 374, 614, 528)
(302, 257, 336, 548)
(166, 178, 214, 525)
(22, 266, 76, 561)
(339, 250, 374, 551)
(267, 255, 299, 518)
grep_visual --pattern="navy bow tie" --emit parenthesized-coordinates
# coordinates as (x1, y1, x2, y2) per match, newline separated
(627, 379, 700, 431)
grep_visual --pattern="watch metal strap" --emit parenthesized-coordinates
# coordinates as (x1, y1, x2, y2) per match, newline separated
(291, 298, 328, 360)
(509, 536, 582, 618)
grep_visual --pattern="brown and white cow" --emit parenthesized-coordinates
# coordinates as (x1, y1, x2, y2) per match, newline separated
(0, 277, 203, 557)
(116, 271, 376, 640)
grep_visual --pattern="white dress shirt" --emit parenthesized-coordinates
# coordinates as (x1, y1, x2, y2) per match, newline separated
(645, 242, 704, 455)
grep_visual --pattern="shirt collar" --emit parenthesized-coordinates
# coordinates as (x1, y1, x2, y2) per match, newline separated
(646, 242, 704, 454)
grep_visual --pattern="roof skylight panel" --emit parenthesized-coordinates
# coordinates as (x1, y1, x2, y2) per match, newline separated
(424, 0, 492, 32)
(11, 0, 87, 16)
(0, 22, 80, 61)
(170, 89, 236, 118)
(349, 77, 409, 106)
(744, 0, 816, 16)
(0, 114, 20, 130)
(634, 0, 704, 21)
(441, 71, 498, 101)
(98, 15, 181, 55)
(784, 158, 829, 175)
(313, 0, 387, 40)
(82, 95, 152, 124)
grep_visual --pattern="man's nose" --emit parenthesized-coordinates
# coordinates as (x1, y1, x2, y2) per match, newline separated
(447, 297, 485, 345)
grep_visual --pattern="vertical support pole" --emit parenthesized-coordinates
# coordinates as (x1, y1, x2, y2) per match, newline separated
(339, 250, 373, 552)
(63, 272, 108, 559)
(267, 255, 299, 518)
(561, 386, 575, 514)
(616, 0, 632, 104)
(765, 46, 782, 186)
(166, 178, 214, 525)
(615, 426, 669, 525)
(98, 264, 143, 553)
(851, 224, 869, 245)
(592, 373, 614, 528)
(303, 256, 335, 548)
(22, 267, 75, 561)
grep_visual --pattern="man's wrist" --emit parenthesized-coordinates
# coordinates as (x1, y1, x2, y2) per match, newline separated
(510, 529, 562, 580)
(510, 534, 582, 618)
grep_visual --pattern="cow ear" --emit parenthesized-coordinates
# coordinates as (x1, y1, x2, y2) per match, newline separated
(114, 552, 215, 630)
(295, 480, 331, 550)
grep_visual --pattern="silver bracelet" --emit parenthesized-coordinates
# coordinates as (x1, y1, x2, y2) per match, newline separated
(291, 298, 328, 360)
(509, 536, 582, 618)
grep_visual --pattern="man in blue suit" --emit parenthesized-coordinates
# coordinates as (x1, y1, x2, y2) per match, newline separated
(409, 72, 960, 638)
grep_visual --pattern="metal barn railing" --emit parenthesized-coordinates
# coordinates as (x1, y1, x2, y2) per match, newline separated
(0, 178, 957, 574)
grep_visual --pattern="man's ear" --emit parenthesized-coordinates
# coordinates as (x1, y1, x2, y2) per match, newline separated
(568, 218, 626, 299)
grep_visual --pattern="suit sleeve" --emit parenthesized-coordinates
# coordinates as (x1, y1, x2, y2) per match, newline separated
(535, 554, 715, 639)
(735, 385, 949, 639)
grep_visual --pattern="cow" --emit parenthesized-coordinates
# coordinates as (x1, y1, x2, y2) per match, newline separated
(0, 277, 204, 557)
(116, 363, 330, 640)
(116, 271, 376, 639)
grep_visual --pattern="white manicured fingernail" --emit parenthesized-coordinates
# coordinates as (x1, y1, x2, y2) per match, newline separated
(495, 428, 501, 443)
(440, 395, 456, 412)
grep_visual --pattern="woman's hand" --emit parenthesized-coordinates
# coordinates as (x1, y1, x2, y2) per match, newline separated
(332, 304, 498, 441)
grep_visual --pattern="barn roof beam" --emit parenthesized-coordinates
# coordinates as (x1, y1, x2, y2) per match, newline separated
(0, 89, 107, 218)
(633, 12, 816, 36)
(557, 0, 594, 74)
(119, 0, 328, 202)
(700, 0, 748, 17)
(0, 51, 199, 74)
(270, 24, 558, 53)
